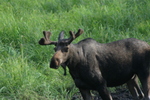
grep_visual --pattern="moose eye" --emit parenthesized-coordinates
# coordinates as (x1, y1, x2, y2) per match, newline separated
(62, 46, 69, 52)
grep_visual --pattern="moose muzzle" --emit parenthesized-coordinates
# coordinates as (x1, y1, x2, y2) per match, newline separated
(50, 51, 63, 69)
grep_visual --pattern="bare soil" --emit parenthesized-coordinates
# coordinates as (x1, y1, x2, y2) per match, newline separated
(72, 86, 133, 100)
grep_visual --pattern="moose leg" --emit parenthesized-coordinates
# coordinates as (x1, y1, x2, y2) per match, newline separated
(127, 75, 144, 100)
(61, 63, 67, 76)
(137, 71, 150, 100)
(79, 88, 92, 100)
(97, 84, 113, 100)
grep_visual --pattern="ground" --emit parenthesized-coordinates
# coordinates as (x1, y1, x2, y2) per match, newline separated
(72, 85, 133, 100)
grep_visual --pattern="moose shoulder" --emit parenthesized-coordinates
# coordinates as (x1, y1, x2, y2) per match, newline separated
(39, 29, 150, 100)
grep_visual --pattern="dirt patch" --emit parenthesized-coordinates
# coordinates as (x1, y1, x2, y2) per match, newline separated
(72, 86, 133, 100)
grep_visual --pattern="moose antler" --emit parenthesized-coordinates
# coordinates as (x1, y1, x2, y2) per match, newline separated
(39, 31, 57, 45)
(66, 29, 84, 44)
(66, 31, 76, 44)
(39, 29, 84, 45)
(75, 29, 84, 38)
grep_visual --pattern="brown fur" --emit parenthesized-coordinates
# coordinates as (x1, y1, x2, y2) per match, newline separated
(39, 29, 150, 100)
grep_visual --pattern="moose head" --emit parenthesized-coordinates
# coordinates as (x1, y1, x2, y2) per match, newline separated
(39, 29, 84, 69)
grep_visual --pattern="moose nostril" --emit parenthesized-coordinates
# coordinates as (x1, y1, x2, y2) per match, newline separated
(55, 58, 60, 65)
(56, 58, 59, 62)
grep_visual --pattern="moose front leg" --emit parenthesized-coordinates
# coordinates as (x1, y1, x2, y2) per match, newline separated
(74, 79, 92, 100)
(79, 88, 92, 100)
(96, 82, 113, 100)
(97, 86, 113, 100)
(61, 63, 67, 76)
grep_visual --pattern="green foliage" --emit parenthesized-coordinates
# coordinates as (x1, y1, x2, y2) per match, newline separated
(0, 0, 150, 99)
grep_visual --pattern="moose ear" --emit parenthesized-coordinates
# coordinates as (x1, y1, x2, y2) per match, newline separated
(58, 31, 64, 40)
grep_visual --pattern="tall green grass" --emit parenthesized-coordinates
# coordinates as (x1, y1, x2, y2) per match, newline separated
(0, 0, 150, 99)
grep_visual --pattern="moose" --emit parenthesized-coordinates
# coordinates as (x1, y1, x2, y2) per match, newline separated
(39, 29, 150, 100)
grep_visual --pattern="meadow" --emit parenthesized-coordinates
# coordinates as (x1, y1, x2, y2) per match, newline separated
(0, 0, 150, 99)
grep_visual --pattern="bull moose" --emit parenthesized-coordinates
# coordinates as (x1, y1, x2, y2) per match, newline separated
(39, 29, 150, 100)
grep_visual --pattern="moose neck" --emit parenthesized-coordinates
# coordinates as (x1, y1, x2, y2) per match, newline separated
(66, 44, 83, 69)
